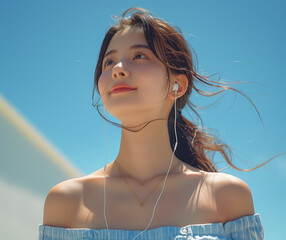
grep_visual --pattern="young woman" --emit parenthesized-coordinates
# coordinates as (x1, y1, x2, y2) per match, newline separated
(39, 8, 265, 240)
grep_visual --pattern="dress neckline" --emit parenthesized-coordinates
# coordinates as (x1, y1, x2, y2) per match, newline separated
(40, 213, 261, 232)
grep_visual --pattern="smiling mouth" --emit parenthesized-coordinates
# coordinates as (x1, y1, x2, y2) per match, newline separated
(111, 88, 136, 94)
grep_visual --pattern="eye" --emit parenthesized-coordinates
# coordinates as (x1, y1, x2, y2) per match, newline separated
(134, 53, 147, 60)
(103, 59, 114, 68)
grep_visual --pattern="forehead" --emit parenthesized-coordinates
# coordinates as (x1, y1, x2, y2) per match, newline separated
(106, 27, 147, 52)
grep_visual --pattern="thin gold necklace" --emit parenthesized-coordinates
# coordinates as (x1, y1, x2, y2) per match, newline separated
(115, 160, 180, 206)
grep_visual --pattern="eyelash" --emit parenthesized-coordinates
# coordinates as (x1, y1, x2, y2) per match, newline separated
(103, 52, 148, 68)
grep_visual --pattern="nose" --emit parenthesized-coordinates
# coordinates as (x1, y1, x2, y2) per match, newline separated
(112, 61, 130, 80)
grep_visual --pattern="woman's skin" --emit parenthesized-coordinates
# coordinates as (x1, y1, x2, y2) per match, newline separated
(98, 27, 188, 181)
(43, 26, 255, 231)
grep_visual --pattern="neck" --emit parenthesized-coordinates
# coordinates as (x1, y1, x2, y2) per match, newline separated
(114, 119, 180, 181)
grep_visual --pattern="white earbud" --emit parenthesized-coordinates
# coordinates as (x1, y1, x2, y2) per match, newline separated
(172, 82, 179, 92)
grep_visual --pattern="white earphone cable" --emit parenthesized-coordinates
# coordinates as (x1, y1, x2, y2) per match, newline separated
(103, 83, 179, 240)
(103, 108, 110, 240)
(131, 83, 178, 240)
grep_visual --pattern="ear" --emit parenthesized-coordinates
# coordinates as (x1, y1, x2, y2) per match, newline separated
(168, 74, 188, 100)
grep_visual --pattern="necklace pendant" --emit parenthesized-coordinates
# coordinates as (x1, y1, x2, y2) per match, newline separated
(139, 181, 145, 185)
(139, 202, 144, 206)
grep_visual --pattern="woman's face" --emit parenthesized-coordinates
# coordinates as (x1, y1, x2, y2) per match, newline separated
(98, 27, 173, 124)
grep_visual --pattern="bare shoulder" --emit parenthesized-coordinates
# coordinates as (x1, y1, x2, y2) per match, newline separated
(43, 177, 85, 227)
(205, 172, 255, 223)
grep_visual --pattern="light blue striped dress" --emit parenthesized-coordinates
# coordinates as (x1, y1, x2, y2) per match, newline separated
(38, 213, 264, 240)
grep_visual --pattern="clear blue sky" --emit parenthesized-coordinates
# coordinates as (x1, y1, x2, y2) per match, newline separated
(1, 0, 285, 238)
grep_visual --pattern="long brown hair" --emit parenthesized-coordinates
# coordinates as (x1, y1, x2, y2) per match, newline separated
(92, 7, 272, 172)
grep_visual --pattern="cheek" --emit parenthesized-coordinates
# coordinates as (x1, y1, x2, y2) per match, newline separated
(137, 62, 167, 87)
(98, 72, 110, 96)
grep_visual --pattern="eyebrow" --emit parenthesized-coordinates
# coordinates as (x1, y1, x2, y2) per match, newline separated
(103, 44, 150, 59)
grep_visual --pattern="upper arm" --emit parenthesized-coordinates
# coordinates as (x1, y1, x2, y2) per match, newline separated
(214, 173, 255, 223)
(43, 179, 82, 228)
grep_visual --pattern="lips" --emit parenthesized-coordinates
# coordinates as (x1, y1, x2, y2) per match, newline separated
(111, 83, 136, 93)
